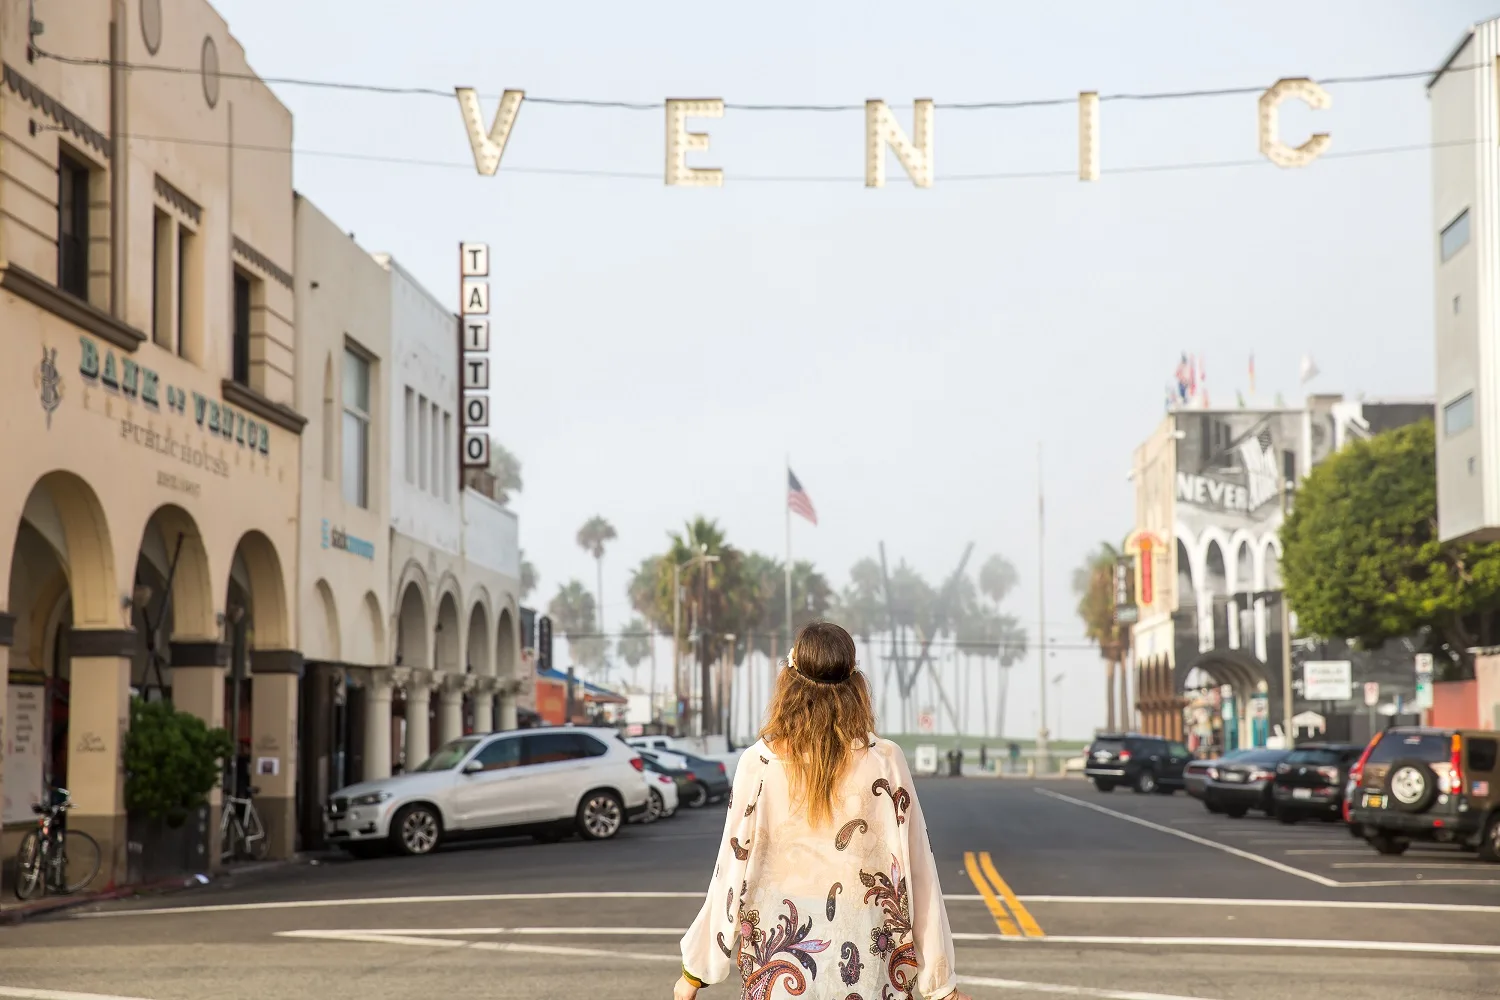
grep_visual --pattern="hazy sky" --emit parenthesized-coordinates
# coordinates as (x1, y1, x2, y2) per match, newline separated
(213, 0, 1492, 739)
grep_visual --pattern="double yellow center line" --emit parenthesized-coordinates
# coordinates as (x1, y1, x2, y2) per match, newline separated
(963, 851, 1044, 938)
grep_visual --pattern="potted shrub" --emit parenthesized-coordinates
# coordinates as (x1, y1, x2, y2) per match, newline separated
(123, 697, 234, 882)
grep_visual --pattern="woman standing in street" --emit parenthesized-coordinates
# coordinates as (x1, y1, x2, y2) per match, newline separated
(675, 621, 968, 1000)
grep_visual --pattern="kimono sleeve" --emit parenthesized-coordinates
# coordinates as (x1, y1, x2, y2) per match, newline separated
(899, 751, 958, 1000)
(680, 749, 765, 986)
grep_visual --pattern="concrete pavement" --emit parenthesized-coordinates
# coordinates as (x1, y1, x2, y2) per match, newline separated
(2, 779, 1498, 998)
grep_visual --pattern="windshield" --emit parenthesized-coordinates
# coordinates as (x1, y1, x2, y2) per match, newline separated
(412, 737, 482, 772)
(1232, 750, 1288, 766)
(1286, 748, 1346, 766)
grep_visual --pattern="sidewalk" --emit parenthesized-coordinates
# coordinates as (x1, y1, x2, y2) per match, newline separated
(0, 856, 309, 925)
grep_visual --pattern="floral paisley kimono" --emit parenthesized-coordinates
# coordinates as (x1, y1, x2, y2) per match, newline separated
(681, 735, 957, 1000)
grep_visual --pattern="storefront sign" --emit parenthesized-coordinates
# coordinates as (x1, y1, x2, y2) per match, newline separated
(77, 336, 271, 456)
(1302, 661, 1352, 701)
(460, 242, 491, 471)
(3, 685, 45, 825)
(322, 519, 376, 560)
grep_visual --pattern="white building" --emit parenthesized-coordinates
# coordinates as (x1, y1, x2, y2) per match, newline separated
(1430, 20, 1500, 542)
(361, 256, 522, 780)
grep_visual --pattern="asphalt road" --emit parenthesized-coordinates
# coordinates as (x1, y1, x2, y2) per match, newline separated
(3, 777, 1500, 999)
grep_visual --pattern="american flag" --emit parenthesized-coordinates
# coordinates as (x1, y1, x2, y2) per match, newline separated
(788, 469, 818, 525)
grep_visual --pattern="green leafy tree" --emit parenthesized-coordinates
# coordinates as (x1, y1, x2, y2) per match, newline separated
(836, 558, 887, 643)
(487, 441, 524, 506)
(1282, 420, 1500, 672)
(577, 515, 617, 641)
(124, 698, 235, 826)
(548, 580, 605, 672)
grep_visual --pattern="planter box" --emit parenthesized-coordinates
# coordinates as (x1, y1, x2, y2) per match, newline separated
(126, 807, 210, 884)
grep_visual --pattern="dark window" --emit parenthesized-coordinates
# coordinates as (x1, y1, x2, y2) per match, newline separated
(1127, 738, 1166, 754)
(523, 732, 586, 766)
(1468, 737, 1498, 773)
(57, 153, 90, 298)
(575, 734, 608, 758)
(1286, 748, 1343, 766)
(232, 270, 252, 385)
(1168, 743, 1190, 758)
(473, 737, 521, 771)
(1366, 732, 1450, 765)
(1089, 739, 1127, 754)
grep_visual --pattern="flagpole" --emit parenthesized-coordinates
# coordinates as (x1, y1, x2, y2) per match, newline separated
(785, 456, 793, 646)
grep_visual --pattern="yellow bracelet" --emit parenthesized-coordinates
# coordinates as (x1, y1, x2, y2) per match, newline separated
(682, 966, 705, 988)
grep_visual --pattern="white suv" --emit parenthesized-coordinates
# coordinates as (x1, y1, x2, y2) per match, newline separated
(325, 727, 649, 856)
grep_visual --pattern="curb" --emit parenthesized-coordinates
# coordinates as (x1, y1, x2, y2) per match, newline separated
(0, 855, 313, 925)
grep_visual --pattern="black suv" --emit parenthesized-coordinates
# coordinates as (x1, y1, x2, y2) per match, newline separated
(1271, 742, 1362, 824)
(1084, 733, 1190, 794)
(1349, 726, 1500, 860)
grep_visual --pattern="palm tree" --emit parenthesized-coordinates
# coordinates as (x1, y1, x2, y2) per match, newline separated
(576, 516, 618, 641)
(519, 550, 539, 599)
(548, 580, 605, 675)
(616, 616, 652, 690)
(1074, 542, 1129, 731)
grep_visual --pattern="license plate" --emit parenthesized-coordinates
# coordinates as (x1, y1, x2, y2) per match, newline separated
(1363, 793, 1384, 809)
(1222, 772, 1244, 782)
(1292, 788, 1313, 800)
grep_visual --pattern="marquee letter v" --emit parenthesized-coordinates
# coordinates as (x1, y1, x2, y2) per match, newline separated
(455, 88, 525, 176)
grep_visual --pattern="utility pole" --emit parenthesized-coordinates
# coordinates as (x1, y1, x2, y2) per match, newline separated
(672, 562, 681, 731)
(1037, 442, 1049, 769)
(1280, 478, 1294, 749)
(701, 557, 714, 736)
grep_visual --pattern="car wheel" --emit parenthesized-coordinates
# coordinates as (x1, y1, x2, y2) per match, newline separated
(1203, 800, 1222, 814)
(1134, 771, 1157, 795)
(1370, 833, 1411, 856)
(1277, 808, 1299, 825)
(686, 782, 710, 809)
(532, 826, 568, 844)
(341, 842, 384, 860)
(391, 804, 442, 857)
(1225, 806, 1248, 819)
(1093, 780, 1115, 793)
(1478, 813, 1500, 863)
(1153, 784, 1175, 795)
(577, 790, 625, 841)
(644, 788, 664, 824)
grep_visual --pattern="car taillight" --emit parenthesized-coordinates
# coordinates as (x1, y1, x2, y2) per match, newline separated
(1119, 751, 1132, 763)
(717, 763, 726, 776)
(1350, 734, 1379, 787)
(630, 757, 644, 772)
(658, 775, 673, 785)
(686, 771, 698, 781)
(1449, 734, 1464, 796)
(1317, 766, 1340, 782)
(1250, 769, 1274, 782)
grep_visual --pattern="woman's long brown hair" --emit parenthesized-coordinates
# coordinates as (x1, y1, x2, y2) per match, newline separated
(759, 621, 876, 827)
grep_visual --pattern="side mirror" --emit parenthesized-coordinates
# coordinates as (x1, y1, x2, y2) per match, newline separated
(462, 760, 485, 775)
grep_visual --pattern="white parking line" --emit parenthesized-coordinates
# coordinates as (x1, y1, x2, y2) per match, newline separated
(1332, 862, 1500, 871)
(1012, 896, 1500, 914)
(957, 976, 1218, 1000)
(0, 990, 153, 1000)
(1034, 789, 1341, 887)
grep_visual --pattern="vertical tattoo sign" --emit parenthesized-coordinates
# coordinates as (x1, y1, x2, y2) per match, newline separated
(459, 242, 491, 475)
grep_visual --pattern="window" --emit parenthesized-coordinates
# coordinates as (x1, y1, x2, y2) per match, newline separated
(176, 225, 194, 359)
(442, 410, 453, 501)
(404, 387, 416, 484)
(152, 209, 173, 350)
(429, 400, 441, 496)
(576, 734, 608, 758)
(1366, 732, 1450, 765)
(1285, 748, 1343, 766)
(412, 737, 482, 772)
(321, 356, 335, 482)
(417, 395, 429, 491)
(1441, 208, 1471, 262)
(1168, 743, 1190, 759)
(57, 152, 90, 299)
(1468, 737, 1497, 773)
(473, 737, 522, 771)
(232, 269, 252, 385)
(341, 347, 371, 508)
(522, 733, 587, 766)
(1445, 392, 1475, 437)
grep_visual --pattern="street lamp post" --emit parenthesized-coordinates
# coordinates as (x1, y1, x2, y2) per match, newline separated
(673, 546, 719, 737)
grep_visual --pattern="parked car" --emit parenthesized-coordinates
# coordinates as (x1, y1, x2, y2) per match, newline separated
(1083, 733, 1191, 794)
(627, 735, 741, 782)
(325, 727, 650, 857)
(1202, 748, 1291, 818)
(1348, 726, 1500, 860)
(639, 748, 730, 808)
(1271, 742, 1362, 824)
(637, 757, 680, 823)
(1186, 748, 1257, 808)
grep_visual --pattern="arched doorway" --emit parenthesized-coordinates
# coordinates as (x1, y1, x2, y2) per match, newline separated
(434, 588, 462, 744)
(1179, 649, 1275, 753)
(466, 598, 491, 731)
(4, 472, 119, 890)
(496, 606, 519, 730)
(393, 576, 430, 774)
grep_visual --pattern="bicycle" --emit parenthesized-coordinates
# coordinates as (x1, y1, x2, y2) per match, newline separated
(14, 788, 102, 900)
(220, 785, 269, 863)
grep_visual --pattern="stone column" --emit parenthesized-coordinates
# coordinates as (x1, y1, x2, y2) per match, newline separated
(362, 668, 395, 781)
(437, 674, 467, 744)
(169, 640, 228, 868)
(0, 613, 11, 896)
(249, 649, 302, 859)
(471, 677, 496, 733)
(405, 669, 433, 767)
(497, 677, 520, 732)
(67, 628, 135, 890)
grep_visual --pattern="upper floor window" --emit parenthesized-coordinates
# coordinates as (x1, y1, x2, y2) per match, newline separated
(342, 346, 372, 508)
(232, 269, 253, 385)
(1440, 208, 1471, 262)
(1445, 391, 1475, 437)
(57, 152, 91, 299)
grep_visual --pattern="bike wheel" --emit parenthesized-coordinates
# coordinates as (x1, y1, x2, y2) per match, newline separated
(221, 816, 243, 864)
(60, 830, 102, 894)
(244, 809, 269, 861)
(14, 830, 45, 900)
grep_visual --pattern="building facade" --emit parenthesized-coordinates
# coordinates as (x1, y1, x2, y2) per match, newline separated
(0, 0, 302, 880)
(1430, 20, 1500, 544)
(291, 197, 391, 850)
(1128, 398, 1431, 751)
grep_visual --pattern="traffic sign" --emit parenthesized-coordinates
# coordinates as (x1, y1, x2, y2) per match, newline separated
(1414, 653, 1435, 710)
(1114, 604, 1139, 625)
(918, 712, 935, 733)
(1364, 681, 1380, 707)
